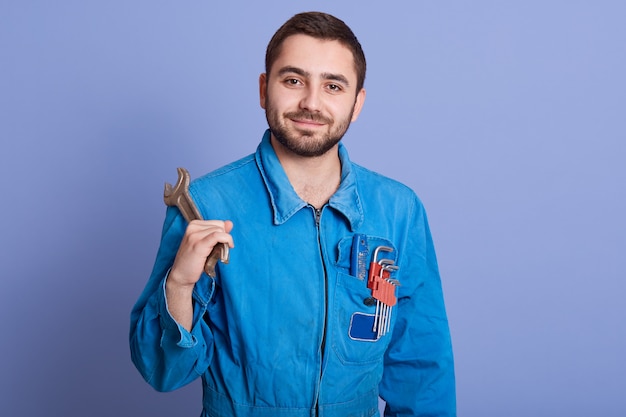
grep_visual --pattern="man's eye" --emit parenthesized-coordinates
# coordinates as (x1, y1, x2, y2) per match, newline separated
(286, 79, 300, 85)
(328, 84, 342, 91)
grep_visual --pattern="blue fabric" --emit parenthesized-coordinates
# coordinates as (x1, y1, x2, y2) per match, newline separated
(130, 130, 456, 416)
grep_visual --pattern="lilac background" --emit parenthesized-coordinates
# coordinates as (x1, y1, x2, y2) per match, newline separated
(1, 1, 625, 416)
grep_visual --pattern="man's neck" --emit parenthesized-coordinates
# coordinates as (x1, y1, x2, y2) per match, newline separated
(271, 136, 342, 209)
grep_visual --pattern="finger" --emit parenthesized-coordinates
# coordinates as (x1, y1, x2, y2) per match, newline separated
(187, 219, 229, 230)
(186, 220, 234, 246)
(198, 229, 235, 250)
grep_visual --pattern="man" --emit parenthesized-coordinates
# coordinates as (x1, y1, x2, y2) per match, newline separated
(130, 11, 455, 417)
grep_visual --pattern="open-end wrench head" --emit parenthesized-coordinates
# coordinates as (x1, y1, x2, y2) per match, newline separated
(163, 167, 202, 222)
(164, 167, 190, 200)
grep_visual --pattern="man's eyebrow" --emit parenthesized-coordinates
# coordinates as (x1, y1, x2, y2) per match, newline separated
(277, 66, 310, 78)
(321, 72, 350, 87)
(277, 66, 351, 87)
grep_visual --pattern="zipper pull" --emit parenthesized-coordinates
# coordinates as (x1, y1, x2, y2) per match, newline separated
(314, 207, 322, 225)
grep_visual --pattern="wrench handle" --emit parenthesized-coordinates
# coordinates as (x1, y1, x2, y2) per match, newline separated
(204, 243, 230, 277)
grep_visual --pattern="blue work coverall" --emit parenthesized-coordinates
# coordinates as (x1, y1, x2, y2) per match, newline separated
(130, 130, 456, 416)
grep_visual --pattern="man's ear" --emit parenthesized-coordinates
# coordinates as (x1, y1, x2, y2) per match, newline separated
(350, 88, 366, 122)
(259, 73, 267, 109)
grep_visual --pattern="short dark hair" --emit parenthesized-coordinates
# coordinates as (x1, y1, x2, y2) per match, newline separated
(265, 12, 367, 92)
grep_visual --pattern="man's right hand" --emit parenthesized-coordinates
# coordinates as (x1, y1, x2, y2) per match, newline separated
(166, 220, 234, 330)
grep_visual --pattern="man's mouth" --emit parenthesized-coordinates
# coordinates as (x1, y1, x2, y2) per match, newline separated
(285, 111, 332, 127)
(291, 118, 325, 127)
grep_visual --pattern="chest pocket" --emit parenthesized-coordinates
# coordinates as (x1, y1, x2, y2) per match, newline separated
(331, 235, 398, 365)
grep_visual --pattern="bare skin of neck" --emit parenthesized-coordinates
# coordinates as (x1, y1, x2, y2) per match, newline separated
(270, 137, 341, 209)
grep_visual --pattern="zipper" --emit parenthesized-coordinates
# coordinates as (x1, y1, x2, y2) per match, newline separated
(312, 206, 328, 416)
(314, 207, 327, 354)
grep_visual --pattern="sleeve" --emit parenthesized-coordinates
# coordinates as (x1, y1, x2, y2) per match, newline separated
(129, 206, 215, 392)
(379, 196, 456, 416)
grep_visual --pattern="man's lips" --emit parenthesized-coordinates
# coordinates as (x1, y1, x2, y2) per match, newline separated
(285, 111, 332, 126)
(291, 118, 325, 127)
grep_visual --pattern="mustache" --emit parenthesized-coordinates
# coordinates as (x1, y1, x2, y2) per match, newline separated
(284, 110, 332, 125)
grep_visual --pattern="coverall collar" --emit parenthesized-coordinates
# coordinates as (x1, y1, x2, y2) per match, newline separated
(256, 129, 364, 230)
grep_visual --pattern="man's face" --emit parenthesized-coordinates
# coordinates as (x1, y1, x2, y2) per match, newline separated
(260, 34, 366, 157)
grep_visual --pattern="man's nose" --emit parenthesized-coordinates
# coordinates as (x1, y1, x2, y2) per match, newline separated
(299, 85, 322, 112)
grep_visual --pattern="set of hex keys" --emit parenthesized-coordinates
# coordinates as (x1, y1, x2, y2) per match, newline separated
(367, 246, 400, 338)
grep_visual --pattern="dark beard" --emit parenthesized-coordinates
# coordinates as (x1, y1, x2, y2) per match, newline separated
(266, 109, 352, 157)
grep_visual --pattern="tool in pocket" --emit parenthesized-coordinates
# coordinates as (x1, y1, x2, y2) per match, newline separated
(368, 246, 400, 338)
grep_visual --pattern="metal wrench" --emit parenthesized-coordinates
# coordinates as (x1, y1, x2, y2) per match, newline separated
(163, 167, 229, 277)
